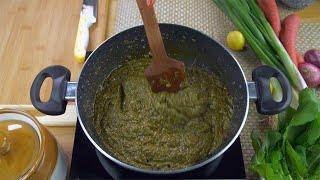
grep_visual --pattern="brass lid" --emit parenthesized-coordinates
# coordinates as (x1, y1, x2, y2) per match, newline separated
(0, 110, 42, 179)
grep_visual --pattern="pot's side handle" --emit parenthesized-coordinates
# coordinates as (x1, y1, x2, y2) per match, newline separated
(30, 65, 73, 115)
(249, 65, 292, 115)
(247, 81, 258, 100)
(65, 82, 77, 101)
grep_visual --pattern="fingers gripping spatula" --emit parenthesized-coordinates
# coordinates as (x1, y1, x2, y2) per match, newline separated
(136, 0, 185, 93)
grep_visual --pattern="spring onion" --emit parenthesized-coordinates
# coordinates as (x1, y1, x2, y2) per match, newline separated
(213, 0, 307, 92)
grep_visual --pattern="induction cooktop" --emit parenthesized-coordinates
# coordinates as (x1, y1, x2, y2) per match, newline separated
(69, 121, 246, 179)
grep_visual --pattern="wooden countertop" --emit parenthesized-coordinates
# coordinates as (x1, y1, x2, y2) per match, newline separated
(0, 0, 117, 167)
(47, 0, 118, 164)
(0, 0, 112, 104)
(0, 0, 319, 174)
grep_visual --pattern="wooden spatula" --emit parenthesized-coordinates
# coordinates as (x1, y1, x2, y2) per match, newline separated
(136, 0, 185, 93)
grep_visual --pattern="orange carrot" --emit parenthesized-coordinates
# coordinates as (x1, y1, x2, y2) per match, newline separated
(280, 14, 301, 67)
(147, 0, 154, 6)
(297, 52, 305, 65)
(257, 0, 281, 37)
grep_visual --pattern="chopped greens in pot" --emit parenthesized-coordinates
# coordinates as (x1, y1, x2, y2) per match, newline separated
(93, 58, 233, 170)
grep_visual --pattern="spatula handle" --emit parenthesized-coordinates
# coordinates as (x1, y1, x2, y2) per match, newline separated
(136, 0, 167, 61)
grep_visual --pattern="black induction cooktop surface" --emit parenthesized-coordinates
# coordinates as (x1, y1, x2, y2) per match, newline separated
(69, 120, 246, 179)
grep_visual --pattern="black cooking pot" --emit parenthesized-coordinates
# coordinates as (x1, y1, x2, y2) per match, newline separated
(30, 24, 292, 177)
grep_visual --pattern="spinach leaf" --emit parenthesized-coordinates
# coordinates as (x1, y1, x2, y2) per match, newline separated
(265, 131, 282, 148)
(285, 140, 308, 177)
(299, 88, 319, 106)
(290, 170, 304, 180)
(263, 131, 282, 162)
(271, 148, 282, 162)
(295, 145, 307, 167)
(251, 162, 293, 180)
(295, 114, 320, 146)
(250, 88, 320, 179)
(250, 163, 278, 180)
(251, 148, 265, 165)
(307, 144, 320, 172)
(308, 163, 320, 180)
(251, 130, 262, 152)
(270, 148, 283, 174)
(281, 158, 290, 176)
(285, 125, 307, 144)
(290, 101, 319, 126)
(290, 89, 320, 127)
(278, 107, 296, 132)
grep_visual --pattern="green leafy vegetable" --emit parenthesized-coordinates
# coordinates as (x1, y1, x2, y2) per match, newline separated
(307, 144, 320, 172)
(299, 88, 318, 105)
(285, 141, 308, 177)
(295, 145, 307, 166)
(251, 130, 262, 152)
(285, 125, 306, 144)
(266, 131, 282, 148)
(295, 115, 320, 145)
(290, 102, 319, 126)
(249, 89, 320, 179)
(278, 107, 296, 132)
(309, 165, 320, 180)
(212, 0, 320, 179)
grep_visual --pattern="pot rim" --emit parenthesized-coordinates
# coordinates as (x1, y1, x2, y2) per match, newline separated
(75, 23, 250, 174)
(0, 109, 46, 179)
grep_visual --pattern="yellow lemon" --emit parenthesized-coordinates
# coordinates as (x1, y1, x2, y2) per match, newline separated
(227, 31, 245, 51)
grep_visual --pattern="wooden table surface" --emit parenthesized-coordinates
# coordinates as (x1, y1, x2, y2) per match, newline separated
(46, 0, 118, 165)
(0, 0, 117, 167)
(0, 0, 319, 173)
(0, 0, 110, 104)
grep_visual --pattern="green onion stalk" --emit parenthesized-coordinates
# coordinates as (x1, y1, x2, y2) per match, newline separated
(213, 0, 307, 97)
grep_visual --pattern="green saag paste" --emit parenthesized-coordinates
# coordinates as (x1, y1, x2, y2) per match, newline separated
(94, 58, 233, 170)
